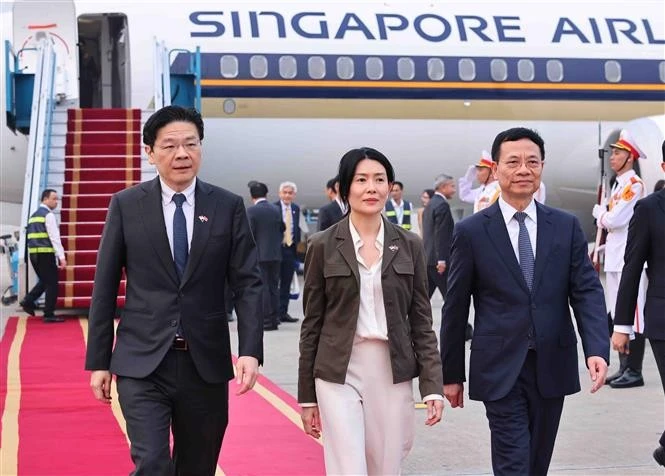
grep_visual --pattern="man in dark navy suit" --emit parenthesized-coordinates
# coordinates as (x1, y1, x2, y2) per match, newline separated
(317, 176, 346, 232)
(612, 140, 665, 465)
(441, 127, 609, 475)
(276, 181, 301, 323)
(247, 181, 285, 331)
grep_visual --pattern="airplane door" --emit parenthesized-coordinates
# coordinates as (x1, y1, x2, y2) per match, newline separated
(13, 0, 77, 101)
(78, 13, 130, 108)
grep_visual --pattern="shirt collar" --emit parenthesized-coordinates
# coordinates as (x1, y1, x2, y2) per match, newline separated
(498, 196, 537, 226)
(254, 197, 267, 204)
(435, 191, 447, 201)
(280, 200, 291, 210)
(335, 197, 347, 213)
(615, 169, 637, 186)
(349, 217, 384, 254)
(160, 177, 196, 206)
(391, 198, 403, 208)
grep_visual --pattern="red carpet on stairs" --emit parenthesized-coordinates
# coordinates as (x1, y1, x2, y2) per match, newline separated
(59, 108, 142, 311)
(0, 317, 325, 475)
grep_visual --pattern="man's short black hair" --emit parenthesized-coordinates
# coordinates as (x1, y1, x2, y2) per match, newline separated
(392, 181, 404, 190)
(326, 176, 339, 191)
(249, 181, 268, 199)
(142, 106, 204, 148)
(491, 127, 545, 162)
(41, 189, 56, 201)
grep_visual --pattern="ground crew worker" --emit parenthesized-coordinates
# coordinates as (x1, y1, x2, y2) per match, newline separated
(592, 130, 647, 388)
(20, 189, 66, 322)
(385, 181, 414, 231)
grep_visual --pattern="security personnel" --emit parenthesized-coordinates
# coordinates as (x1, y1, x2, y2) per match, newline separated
(20, 189, 66, 322)
(592, 130, 647, 388)
(459, 151, 498, 212)
(385, 181, 414, 231)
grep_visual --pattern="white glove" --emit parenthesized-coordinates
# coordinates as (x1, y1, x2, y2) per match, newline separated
(592, 204, 605, 220)
(464, 164, 476, 181)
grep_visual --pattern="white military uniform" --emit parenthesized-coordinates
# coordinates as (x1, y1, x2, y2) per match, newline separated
(474, 180, 501, 213)
(598, 169, 647, 332)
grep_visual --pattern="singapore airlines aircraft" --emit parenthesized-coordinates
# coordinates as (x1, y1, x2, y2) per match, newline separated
(2, 0, 664, 235)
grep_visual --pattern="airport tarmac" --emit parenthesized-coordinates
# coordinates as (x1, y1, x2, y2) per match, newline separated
(1, 262, 663, 474)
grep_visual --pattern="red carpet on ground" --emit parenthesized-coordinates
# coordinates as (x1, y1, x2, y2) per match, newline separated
(0, 317, 325, 475)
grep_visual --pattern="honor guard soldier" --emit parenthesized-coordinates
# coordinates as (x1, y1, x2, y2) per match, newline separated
(592, 129, 648, 388)
(459, 151, 501, 213)
(385, 181, 414, 231)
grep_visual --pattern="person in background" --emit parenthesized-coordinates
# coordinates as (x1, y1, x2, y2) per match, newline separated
(247, 181, 284, 331)
(299, 147, 443, 475)
(384, 181, 414, 231)
(416, 188, 434, 238)
(592, 130, 647, 389)
(441, 127, 608, 475)
(20, 189, 66, 323)
(276, 181, 301, 323)
(318, 176, 346, 232)
(611, 140, 665, 466)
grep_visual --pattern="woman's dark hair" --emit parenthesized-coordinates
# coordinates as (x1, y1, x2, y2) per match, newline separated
(422, 188, 435, 198)
(337, 147, 395, 206)
(142, 105, 204, 148)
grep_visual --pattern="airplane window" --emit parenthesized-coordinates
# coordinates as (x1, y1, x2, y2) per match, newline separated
(250, 55, 268, 79)
(546, 60, 564, 82)
(659, 61, 665, 83)
(397, 58, 415, 80)
(337, 57, 355, 80)
(427, 58, 445, 81)
(220, 55, 239, 79)
(490, 59, 508, 82)
(517, 59, 534, 82)
(604, 61, 621, 83)
(366, 57, 384, 80)
(459, 59, 476, 81)
(308, 56, 326, 79)
(279, 56, 297, 79)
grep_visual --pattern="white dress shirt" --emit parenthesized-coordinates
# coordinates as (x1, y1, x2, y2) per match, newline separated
(160, 177, 195, 257)
(41, 204, 65, 260)
(335, 197, 347, 215)
(498, 196, 538, 264)
(390, 199, 404, 225)
(349, 219, 389, 341)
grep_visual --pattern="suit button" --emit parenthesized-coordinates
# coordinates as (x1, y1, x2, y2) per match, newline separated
(170, 320, 178, 327)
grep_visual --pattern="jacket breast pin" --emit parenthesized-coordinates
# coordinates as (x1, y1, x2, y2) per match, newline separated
(198, 215, 208, 222)
(389, 245, 398, 252)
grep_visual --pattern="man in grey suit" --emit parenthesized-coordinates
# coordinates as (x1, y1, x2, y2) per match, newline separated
(247, 181, 284, 331)
(85, 106, 263, 475)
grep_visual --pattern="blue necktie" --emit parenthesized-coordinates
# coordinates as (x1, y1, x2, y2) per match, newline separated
(514, 212, 534, 290)
(173, 193, 188, 281)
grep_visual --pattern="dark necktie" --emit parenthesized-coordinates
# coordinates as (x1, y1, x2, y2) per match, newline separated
(173, 193, 188, 281)
(514, 211, 534, 290)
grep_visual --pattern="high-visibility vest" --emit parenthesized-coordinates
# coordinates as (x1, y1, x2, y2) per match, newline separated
(26, 207, 55, 254)
(385, 200, 412, 230)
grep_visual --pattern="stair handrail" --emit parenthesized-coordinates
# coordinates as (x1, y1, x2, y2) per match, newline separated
(167, 47, 202, 112)
(17, 38, 57, 268)
(153, 38, 171, 109)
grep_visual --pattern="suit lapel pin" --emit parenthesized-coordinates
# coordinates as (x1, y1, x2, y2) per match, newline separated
(389, 245, 398, 252)
(198, 215, 208, 223)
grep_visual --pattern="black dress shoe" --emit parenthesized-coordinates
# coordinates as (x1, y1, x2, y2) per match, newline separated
(19, 299, 36, 315)
(654, 445, 665, 466)
(263, 324, 278, 331)
(605, 368, 626, 385)
(609, 369, 644, 389)
(43, 316, 65, 323)
(281, 313, 299, 323)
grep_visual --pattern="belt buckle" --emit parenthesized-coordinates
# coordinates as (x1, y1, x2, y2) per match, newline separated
(172, 336, 188, 351)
